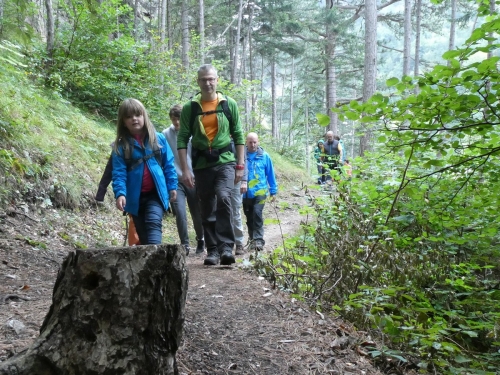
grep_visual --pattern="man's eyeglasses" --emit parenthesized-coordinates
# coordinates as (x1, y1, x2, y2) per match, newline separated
(198, 77, 217, 83)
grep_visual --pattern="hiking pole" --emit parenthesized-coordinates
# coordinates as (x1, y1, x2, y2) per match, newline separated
(123, 211, 129, 247)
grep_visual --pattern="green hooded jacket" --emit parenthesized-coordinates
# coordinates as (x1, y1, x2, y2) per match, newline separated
(177, 92, 245, 170)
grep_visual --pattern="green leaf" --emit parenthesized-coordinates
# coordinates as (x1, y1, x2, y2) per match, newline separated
(316, 113, 330, 127)
(386, 77, 399, 87)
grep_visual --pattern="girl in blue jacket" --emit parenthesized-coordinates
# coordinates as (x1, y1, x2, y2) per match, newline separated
(112, 98, 178, 245)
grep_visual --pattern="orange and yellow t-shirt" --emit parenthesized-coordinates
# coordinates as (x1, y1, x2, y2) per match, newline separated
(200, 99, 219, 142)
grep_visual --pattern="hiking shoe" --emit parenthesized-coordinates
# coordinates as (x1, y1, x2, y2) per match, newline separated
(220, 249, 235, 265)
(183, 244, 191, 256)
(195, 238, 205, 254)
(254, 240, 264, 252)
(204, 248, 220, 266)
(235, 244, 245, 255)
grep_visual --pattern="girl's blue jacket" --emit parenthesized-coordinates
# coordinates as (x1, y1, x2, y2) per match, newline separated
(112, 132, 178, 216)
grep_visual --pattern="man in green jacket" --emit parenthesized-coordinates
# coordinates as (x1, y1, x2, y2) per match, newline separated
(177, 64, 245, 266)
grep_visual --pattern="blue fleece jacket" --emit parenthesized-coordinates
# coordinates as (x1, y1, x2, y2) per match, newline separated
(244, 146, 278, 199)
(112, 132, 178, 216)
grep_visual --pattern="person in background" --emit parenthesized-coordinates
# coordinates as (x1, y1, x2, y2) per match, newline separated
(162, 104, 205, 256)
(112, 98, 178, 245)
(313, 139, 325, 184)
(334, 135, 346, 164)
(323, 130, 343, 182)
(177, 64, 245, 266)
(242, 132, 278, 252)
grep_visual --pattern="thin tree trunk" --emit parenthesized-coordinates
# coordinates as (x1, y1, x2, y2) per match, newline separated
(487, 0, 494, 59)
(133, 0, 138, 39)
(305, 86, 310, 175)
(181, 0, 189, 69)
(271, 55, 278, 139)
(448, 0, 457, 66)
(231, 0, 244, 84)
(199, 0, 205, 64)
(402, 0, 411, 76)
(45, 0, 54, 58)
(248, 4, 256, 128)
(160, 0, 167, 51)
(360, 0, 377, 156)
(289, 57, 294, 147)
(325, 0, 338, 134)
(167, 0, 172, 50)
(414, 0, 422, 94)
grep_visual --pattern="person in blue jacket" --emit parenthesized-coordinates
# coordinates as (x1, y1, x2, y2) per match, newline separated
(242, 132, 278, 252)
(112, 98, 178, 245)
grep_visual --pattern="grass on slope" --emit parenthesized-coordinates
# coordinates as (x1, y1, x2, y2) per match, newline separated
(0, 46, 115, 210)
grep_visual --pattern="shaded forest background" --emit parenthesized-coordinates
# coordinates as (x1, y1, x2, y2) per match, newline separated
(0, 0, 499, 374)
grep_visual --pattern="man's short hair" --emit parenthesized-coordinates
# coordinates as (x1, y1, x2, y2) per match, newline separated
(198, 64, 218, 77)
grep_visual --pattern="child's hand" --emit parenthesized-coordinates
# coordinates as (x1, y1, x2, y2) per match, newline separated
(116, 196, 126, 211)
(169, 190, 177, 202)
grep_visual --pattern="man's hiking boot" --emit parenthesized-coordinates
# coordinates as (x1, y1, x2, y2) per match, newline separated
(235, 244, 245, 255)
(183, 244, 191, 256)
(254, 240, 264, 252)
(204, 248, 220, 266)
(220, 249, 235, 265)
(195, 238, 205, 254)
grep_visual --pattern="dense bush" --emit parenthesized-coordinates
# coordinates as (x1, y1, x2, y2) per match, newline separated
(255, 5, 500, 374)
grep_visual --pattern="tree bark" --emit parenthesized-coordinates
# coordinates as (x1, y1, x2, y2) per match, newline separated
(231, 0, 244, 84)
(0, 245, 188, 375)
(199, 0, 205, 64)
(402, 0, 411, 76)
(44, 0, 54, 58)
(181, 0, 189, 69)
(271, 55, 278, 139)
(360, 0, 377, 156)
(448, 0, 457, 64)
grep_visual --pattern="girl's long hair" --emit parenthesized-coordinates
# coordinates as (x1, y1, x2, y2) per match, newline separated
(113, 98, 159, 157)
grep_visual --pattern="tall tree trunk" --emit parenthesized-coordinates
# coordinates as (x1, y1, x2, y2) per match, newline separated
(181, 0, 189, 69)
(360, 0, 377, 156)
(325, 13, 338, 134)
(271, 55, 278, 139)
(231, 0, 244, 84)
(133, 0, 138, 39)
(414, 0, 422, 94)
(448, 0, 457, 66)
(45, 0, 54, 58)
(289, 57, 294, 147)
(160, 0, 167, 51)
(305, 86, 310, 175)
(199, 0, 205, 64)
(402, 0, 411, 76)
(0, 245, 187, 375)
(487, 0, 495, 59)
(167, 0, 172, 50)
(248, 4, 256, 129)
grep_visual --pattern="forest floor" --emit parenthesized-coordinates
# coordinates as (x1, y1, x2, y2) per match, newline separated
(0, 183, 412, 375)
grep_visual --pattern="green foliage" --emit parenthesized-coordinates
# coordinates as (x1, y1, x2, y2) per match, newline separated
(0, 46, 115, 209)
(254, 3, 500, 373)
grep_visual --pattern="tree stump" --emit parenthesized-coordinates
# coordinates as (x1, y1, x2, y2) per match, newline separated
(0, 244, 188, 375)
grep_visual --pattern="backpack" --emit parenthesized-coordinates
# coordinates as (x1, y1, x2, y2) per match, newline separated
(122, 138, 162, 171)
(188, 92, 233, 131)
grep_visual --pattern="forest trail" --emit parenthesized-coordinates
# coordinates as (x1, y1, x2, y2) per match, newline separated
(0, 186, 392, 374)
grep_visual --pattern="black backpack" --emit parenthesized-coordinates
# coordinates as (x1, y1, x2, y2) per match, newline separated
(188, 93, 233, 131)
(122, 138, 162, 171)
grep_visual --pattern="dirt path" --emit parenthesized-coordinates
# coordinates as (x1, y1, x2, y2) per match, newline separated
(0, 188, 387, 374)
